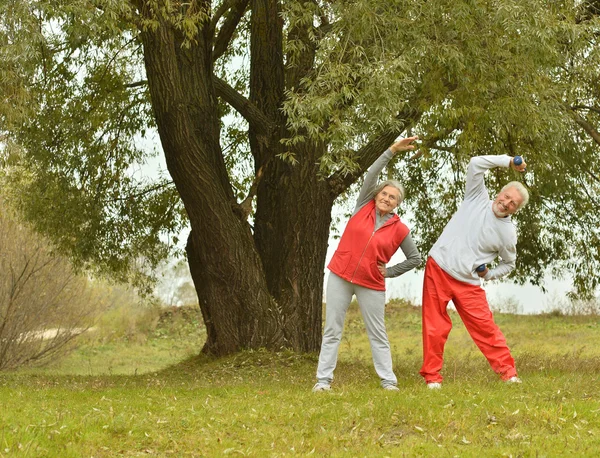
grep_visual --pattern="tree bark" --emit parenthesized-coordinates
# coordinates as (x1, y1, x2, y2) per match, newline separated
(247, 0, 335, 350)
(254, 145, 335, 351)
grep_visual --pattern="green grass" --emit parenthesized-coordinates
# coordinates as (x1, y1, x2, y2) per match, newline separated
(1, 301, 599, 457)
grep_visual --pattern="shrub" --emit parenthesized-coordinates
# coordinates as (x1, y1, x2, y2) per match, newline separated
(0, 201, 105, 370)
(543, 293, 600, 316)
(490, 295, 523, 314)
(91, 293, 163, 344)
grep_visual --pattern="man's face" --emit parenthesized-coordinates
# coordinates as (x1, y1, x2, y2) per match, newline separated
(492, 187, 524, 218)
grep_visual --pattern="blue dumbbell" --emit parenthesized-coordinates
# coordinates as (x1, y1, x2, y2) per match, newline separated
(476, 264, 486, 273)
(513, 156, 523, 166)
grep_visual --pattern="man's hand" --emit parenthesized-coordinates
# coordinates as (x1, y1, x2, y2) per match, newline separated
(511, 157, 527, 172)
(378, 263, 387, 278)
(390, 136, 419, 154)
(476, 267, 488, 278)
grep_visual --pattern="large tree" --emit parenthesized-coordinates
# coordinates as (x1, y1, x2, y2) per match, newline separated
(1, 0, 599, 355)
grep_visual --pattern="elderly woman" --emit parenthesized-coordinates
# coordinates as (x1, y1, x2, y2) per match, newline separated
(313, 136, 422, 392)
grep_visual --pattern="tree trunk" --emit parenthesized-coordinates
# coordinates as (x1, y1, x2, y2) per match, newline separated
(247, 0, 333, 351)
(138, 5, 284, 355)
(254, 147, 334, 351)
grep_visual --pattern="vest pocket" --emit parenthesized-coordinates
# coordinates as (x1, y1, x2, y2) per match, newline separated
(370, 261, 384, 280)
(329, 250, 352, 274)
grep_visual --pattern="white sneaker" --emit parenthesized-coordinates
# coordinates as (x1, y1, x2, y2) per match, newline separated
(427, 382, 442, 390)
(506, 376, 522, 384)
(312, 382, 331, 392)
(383, 385, 400, 391)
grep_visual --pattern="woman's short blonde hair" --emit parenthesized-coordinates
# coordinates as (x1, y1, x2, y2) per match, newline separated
(372, 180, 405, 205)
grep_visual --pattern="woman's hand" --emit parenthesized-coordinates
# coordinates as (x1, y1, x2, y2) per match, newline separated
(378, 263, 387, 278)
(390, 136, 419, 154)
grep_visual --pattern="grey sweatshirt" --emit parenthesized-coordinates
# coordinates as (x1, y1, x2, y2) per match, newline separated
(429, 155, 517, 285)
(353, 149, 422, 278)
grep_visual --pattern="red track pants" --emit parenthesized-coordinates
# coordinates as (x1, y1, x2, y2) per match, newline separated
(420, 257, 517, 383)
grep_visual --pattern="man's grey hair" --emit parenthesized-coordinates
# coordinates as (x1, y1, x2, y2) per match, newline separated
(501, 181, 529, 210)
(372, 180, 405, 205)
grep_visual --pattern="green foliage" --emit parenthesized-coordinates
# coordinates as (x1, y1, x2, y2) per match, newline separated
(0, 1, 42, 131)
(283, 0, 600, 297)
(2, 0, 600, 299)
(1, 1, 187, 291)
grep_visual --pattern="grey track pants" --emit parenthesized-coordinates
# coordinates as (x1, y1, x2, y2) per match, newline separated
(316, 272, 397, 388)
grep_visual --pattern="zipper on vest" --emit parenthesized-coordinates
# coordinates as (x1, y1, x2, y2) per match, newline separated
(350, 230, 375, 283)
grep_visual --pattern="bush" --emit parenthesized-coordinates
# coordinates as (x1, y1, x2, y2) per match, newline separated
(543, 293, 600, 316)
(87, 292, 203, 345)
(490, 295, 523, 314)
(0, 201, 105, 370)
(91, 294, 163, 344)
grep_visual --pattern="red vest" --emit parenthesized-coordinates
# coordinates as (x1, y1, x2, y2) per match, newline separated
(328, 200, 410, 291)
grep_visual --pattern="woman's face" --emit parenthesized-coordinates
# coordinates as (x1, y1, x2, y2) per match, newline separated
(375, 186, 400, 215)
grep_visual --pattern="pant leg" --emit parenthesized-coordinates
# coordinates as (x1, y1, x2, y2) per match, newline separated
(316, 272, 354, 384)
(354, 284, 396, 388)
(419, 258, 453, 384)
(452, 287, 517, 380)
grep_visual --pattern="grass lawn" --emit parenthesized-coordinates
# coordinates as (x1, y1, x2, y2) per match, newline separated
(1, 301, 599, 457)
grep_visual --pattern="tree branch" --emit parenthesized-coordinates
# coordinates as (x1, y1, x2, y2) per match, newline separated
(236, 165, 264, 221)
(285, 0, 330, 89)
(571, 104, 600, 116)
(567, 106, 600, 146)
(211, 0, 250, 62)
(212, 75, 275, 137)
(101, 180, 175, 204)
(209, 0, 232, 33)
(125, 80, 148, 88)
(327, 106, 422, 196)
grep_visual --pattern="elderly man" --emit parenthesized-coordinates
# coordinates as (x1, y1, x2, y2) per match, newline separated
(420, 155, 529, 389)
